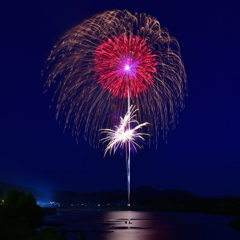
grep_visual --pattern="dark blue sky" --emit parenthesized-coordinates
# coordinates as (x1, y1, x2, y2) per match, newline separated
(0, 0, 239, 197)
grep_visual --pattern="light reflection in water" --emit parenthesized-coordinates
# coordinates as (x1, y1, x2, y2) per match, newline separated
(101, 211, 174, 240)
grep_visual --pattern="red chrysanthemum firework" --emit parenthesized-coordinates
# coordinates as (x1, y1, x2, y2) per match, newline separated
(93, 34, 158, 99)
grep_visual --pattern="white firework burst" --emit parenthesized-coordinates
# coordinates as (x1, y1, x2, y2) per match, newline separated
(100, 105, 149, 156)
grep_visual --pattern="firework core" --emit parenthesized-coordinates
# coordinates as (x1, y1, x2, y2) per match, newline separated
(125, 65, 130, 71)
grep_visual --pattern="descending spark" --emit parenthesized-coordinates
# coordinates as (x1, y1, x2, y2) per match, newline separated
(100, 105, 149, 156)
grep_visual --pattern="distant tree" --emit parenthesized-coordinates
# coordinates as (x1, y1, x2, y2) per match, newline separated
(0, 189, 45, 239)
(0, 188, 4, 200)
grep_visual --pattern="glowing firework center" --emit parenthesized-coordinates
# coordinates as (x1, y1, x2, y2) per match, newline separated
(124, 64, 130, 71)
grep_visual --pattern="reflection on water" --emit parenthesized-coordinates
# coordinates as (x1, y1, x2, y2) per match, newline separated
(44, 210, 239, 240)
(102, 211, 174, 240)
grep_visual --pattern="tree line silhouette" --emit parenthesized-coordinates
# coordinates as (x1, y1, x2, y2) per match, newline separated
(0, 188, 60, 240)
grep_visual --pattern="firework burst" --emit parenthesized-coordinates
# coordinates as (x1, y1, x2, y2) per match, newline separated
(45, 9, 187, 207)
(44, 9, 187, 146)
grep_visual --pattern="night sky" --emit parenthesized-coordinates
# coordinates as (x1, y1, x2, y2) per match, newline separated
(1, 0, 239, 197)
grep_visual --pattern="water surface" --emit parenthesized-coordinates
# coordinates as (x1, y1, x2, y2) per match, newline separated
(44, 210, 239, 240)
